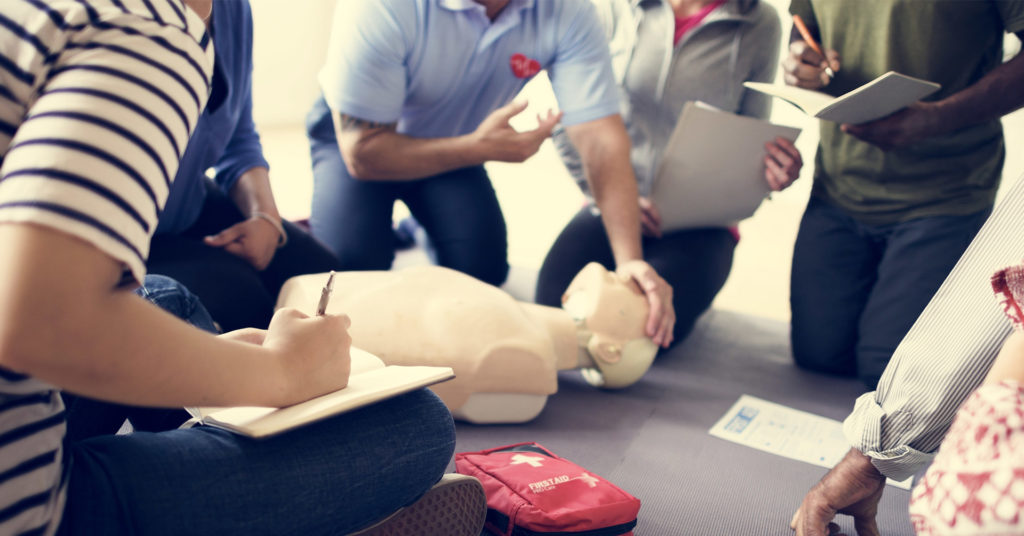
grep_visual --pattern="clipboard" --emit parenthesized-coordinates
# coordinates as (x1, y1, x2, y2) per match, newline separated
(651, 102, 801, 231)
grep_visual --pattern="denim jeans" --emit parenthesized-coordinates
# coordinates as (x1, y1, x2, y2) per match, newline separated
(306, 96, 509, 287)
(790, 196, 991, 389)
(59, 275, 456, 535)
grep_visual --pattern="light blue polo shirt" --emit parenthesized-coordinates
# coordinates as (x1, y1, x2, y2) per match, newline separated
(318, 0, 621, 138)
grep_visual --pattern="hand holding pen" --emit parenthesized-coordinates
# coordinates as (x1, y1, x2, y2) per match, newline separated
(256, 270, 352, 404)
(783, 15, 841, 89)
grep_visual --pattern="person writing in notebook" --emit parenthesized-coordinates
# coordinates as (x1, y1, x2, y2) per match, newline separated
(785, 1, 1024, 534)
(536, 0, 802, 347)
(306, 0, 676, 349)
(146, 0, 344, 334)
(0, 1, 482, 534)
(783, 0, 1024, 389)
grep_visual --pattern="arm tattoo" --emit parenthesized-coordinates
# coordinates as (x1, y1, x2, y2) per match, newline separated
(338, 113, 397, 132)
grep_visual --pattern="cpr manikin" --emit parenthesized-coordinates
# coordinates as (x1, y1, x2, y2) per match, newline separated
(276, 263, 658, 423)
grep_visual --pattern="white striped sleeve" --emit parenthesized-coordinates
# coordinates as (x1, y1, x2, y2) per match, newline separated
(843, 173, 1024, 481)
(0, 1, 213, 284)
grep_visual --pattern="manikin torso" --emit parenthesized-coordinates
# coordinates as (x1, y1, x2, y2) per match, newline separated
(277, 264, 657, 423)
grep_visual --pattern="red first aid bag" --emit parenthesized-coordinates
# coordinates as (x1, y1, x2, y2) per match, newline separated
(455, 442, 640, 536)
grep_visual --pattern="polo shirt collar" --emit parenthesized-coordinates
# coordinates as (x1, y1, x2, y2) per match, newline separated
(438, 0, 535, 15)
(439, 0, 535, 50)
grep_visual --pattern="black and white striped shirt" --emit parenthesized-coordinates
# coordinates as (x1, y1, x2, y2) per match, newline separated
(844, 172, 1024, 481)
(0, 1, 212, 533)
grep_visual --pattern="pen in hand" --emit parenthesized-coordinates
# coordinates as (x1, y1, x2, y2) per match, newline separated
(792, 14, 836, 79)
(316, 271, 335, 316)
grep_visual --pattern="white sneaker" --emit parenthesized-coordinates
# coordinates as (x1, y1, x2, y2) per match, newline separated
(349, 473, 486, 536)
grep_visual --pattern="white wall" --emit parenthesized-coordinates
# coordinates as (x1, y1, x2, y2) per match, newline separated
(250, 0, 335, 127)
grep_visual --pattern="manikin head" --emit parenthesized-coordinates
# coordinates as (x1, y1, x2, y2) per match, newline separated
(561, 263, 659, 389)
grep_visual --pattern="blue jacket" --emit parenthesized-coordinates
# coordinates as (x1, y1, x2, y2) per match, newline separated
(157, 0, 268, 234)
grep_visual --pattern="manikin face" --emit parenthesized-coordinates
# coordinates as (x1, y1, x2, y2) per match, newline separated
(561, 263, 658, 388)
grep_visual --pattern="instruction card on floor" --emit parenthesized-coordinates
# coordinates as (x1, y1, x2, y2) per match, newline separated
(709, 395, 912, 490)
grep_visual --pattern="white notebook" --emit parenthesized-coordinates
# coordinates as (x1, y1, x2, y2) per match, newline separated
(651, 101, 801, 231)
(187, 347, 454, 438)
(743, 71, 940, 124)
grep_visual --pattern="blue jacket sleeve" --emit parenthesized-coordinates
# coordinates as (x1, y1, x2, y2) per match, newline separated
(212, 0, 269, 194)
(213, 79, 269, 194)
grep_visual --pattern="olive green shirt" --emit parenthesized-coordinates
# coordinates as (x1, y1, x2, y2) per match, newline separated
(790, 0, 1024, 224)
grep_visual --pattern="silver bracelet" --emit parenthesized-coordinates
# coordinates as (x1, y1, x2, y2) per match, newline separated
(252, 211, 288, 248)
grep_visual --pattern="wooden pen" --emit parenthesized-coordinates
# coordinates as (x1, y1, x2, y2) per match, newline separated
(792, 14, 835, 78)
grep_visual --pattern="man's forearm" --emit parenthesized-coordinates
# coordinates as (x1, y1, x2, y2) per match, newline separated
(931, 41, 1024, 133)
(843, 169, 1024, 481)
(334, 113, 484, 180)
(567, 115, 643, 266)
(593, 169, 643, 266)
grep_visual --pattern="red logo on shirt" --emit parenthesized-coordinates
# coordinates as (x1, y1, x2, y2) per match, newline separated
(510, 53, 541, 79)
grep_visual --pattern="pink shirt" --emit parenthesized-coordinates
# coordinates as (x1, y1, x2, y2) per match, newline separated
(673, 0, 727, 45)
(672, 0, 739, 241)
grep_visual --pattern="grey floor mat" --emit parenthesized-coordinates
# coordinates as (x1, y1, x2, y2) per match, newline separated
(453, 309, 915, 536)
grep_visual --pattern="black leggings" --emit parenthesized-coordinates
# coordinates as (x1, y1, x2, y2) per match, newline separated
(147, 180, 344, 332)
(535, 207, 736, 348)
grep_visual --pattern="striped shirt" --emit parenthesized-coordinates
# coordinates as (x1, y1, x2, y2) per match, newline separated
(0, 1, 212, 533)
(844, 172, 1024, 481)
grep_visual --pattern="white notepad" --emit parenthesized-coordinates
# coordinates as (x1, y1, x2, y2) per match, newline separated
(651, 101, 801, 231)
(187, 347, 454, 438)
(743, 71, 940, 124)
(709, 395, 912, 489)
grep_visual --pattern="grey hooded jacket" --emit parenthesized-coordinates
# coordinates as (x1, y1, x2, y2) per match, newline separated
(555, 0, 782, 200)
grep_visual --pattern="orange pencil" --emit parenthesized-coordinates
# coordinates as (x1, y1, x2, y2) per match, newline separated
(792, 14, 835, 78)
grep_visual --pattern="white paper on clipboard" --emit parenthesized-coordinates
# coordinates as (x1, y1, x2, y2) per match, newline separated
(651, 102, 800, 231)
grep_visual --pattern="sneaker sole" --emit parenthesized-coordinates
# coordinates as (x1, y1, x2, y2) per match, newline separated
(349, 473, 486, 536)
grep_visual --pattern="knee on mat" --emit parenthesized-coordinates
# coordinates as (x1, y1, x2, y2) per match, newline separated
(791, 339, 857, 377)
(855, 353, 889, 390)
(333, 244, 396, 273)
(534, 273, 570, 308)
(446, 257, 509, 287)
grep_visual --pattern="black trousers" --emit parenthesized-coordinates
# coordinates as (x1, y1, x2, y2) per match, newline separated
(147, 179, 344, 332)
(535, 207, 736, 348)
(790, 195, 990, 389)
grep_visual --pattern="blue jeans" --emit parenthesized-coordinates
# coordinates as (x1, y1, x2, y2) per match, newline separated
(59, 275, 456, 535)
(306, 97, 509, 286)
(790, 196, 990, 388)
